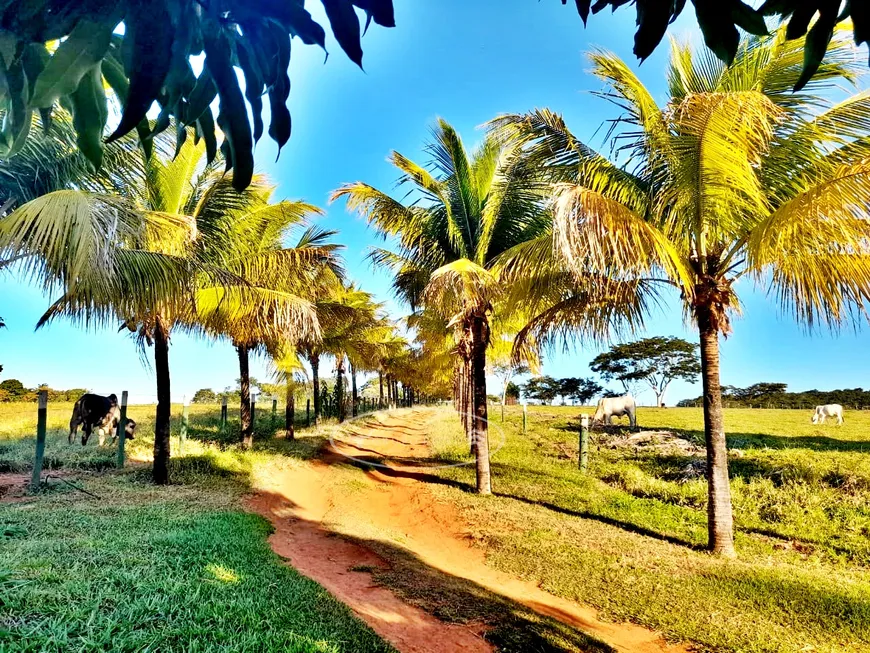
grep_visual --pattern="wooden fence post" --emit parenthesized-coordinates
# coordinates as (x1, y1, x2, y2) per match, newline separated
(180, 398, 189, 456)
(116, 390, 128, 469)
(251, 396, 256, 430)
(30, 391, 48, 491)
(272, 398, 277, 425)
(220, 396, 228, 433)
(306, 399, 311, 427)
(579, 413, 589, 473)
(522, 401, 527, 435)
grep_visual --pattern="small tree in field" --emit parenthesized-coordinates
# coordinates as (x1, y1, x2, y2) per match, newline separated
(591, 337, 701, 407)
(522, 376, 560, 405)
(192, 389, 218, 404)
(558, 377, 603, 406)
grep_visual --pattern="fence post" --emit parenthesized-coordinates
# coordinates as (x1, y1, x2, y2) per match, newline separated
(306, 399, 311, 427)
(522, 400, 527, 435)
(579, 413, 589, 473)
(180, 398, 189, 456)
(272, 398, 277, 425)
(116, 390, 129, 469)
(30, 391, 48, 491)
(251, 396, 256, 430)
(220, 396, 228, 433)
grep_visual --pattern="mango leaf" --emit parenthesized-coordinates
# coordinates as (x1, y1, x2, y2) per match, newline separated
(20, 43, 49, 101)
(204, 29, 253, 190)
(100, 52, 152, 150)
(1, 59, 32, 157)
(107, 0, 175, 143)
(30, 19, 112, 108)
(0, 30, 17, 68)
(183, 70, 217, 127)
(692, 0, 740, 64)
(561, 0, 592, 24)
(634, 0, 672, 62)
(795, 3, 839, 91)
(70, 63, 107, 170)
(236, 40, 265, 143)
(196, 109, 218, 165)
(730, 0, 768, 36)
(353, 0, 396, 31)
(321, 0, 363, 68)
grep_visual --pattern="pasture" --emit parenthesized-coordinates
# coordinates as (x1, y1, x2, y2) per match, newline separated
(3, 402, 870, 652)
(419, 405, 870, 653)
(0, 403, 392, 653)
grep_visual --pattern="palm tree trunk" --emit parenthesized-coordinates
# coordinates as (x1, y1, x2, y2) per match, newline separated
(351, 362, 358, 417)
(237, 344, 252, 448)
(471, 315, 491, 495)
(379, 371, 384, 409)
(336, 357, 346, 423)
(697, 305, 735, 556)
(310, 353, 321, 425)
(152, 316, 172, 485)
(285, 383, 295, 439)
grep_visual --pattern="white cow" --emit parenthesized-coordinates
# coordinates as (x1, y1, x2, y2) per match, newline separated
(593, 395, 637, 428)
(812, 404, 844, 425)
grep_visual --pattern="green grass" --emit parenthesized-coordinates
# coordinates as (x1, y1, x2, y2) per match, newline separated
(418, 405, 870, 653)
(0, 405, 393, 653)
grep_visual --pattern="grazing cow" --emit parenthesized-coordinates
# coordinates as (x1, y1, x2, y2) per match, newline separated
(812, 404, 844, 425)
(69, 394, 136, 446)
(593, 395, 637, 428)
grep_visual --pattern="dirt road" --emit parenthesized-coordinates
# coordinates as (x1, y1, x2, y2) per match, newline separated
(248, 409, 688, 653)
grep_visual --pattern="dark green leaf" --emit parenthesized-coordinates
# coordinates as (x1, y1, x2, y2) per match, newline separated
(561, 0, 592, 24)
(196, 109, 217, 165)
(795, 3, 838, 90)
(634, 0, 672, 62)
(2, 59, 31, 157)
(70, 63, 108, 169)
(322, 0, 363, 67)
(353, 0, 396, 29)
(280, 4, 328, 49)
(730, 0, 768, 36)
(184, 70, 217, 126)
(30, 19, 112, 108)
(20, 43, 49, 100)
(204, 28, 253, 190)
(785, 3, 817, 40)
(692, 0, 740, 63)
(236, 40, 265, 143)
(106, 0, 175, 143)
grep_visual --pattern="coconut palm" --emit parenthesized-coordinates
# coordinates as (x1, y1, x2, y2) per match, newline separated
(193, 180, 341, 446)
(333, 119, 551, 494)
(0, 135, 291, 483)
(495, 26, 870, 554)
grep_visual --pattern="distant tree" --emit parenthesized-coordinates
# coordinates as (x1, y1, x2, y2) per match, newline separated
(558, 377, 603, 406)
(504, 381, 521, 404)
(0, 379, 27, 400)
(591, 337, 701, 407)
(522, 376, 560, 405)
(192, 388, 218, 404)
(492, 362, 531, 407)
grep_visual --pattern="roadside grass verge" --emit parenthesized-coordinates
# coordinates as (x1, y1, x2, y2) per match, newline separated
(418, 405, 870, 653)
(0, 413, 394, 653)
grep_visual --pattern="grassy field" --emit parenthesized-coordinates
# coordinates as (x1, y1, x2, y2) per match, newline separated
(0, 404, 393, 653)
(415, 405, 870, 653)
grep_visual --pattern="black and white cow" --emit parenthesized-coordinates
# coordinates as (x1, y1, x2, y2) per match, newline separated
(69, 393, 136, 446)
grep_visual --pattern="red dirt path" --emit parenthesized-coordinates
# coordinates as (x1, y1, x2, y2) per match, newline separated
(247, 409, 689, 653)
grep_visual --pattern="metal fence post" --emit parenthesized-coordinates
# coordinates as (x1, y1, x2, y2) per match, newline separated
(116, 390, 129, 469)
(30, 391, 48, 491)
(220, 396, 228, 433)
(579, 413, 589, 473)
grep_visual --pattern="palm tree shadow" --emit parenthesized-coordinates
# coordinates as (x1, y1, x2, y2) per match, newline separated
(335, 455, 702, 551)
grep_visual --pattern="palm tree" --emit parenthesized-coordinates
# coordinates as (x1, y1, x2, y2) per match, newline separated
(193, 179, 340, 446)
(496, 26, 870, 555)
(0, 136, 276, 483)
(333, 119, 549, 494)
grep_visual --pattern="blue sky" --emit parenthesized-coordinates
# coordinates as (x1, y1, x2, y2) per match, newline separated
(1, 1, 868, 405)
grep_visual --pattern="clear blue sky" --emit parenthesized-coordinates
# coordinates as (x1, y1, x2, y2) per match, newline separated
(1, 1, 868, 405)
